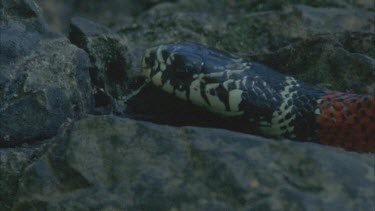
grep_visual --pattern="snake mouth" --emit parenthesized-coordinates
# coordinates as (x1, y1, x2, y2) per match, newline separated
(142, 47, 156, 81)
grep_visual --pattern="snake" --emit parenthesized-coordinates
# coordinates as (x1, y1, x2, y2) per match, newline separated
(141, 41, 375, 152)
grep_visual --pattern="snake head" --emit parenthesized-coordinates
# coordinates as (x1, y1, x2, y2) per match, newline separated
(142, 41, 244, 85)
(142, 42, 205, 86)
(141, 42, 248, 116)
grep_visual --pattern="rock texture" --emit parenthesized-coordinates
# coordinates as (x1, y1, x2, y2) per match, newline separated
(0, 140, 52, 209)
(11, 115, 375, 210)
(35, 0, 175, 33)
(0, 0, 93, 146)
(69, 17, 138, 114)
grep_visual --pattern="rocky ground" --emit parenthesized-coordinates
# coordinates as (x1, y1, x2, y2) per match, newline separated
(1, 0, 374, 210)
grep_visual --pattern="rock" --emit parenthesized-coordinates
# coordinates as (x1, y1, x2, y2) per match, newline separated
(0, 141, 52, 210)
(0, 0, 46, 22)
(34, 0, 375, 34)
(251, 35, 375, 93)
(144, 0, 374, 17)
(69, 17, 137, 114)
(0, 0, 93, 146)
(211, 5, 375, 54)
(338, 32, 375, 58)
(33, 0, 75, 33)
(9, 115, 375, 210)
(35, 0, 176, 33)
(0, 0, 49, 65)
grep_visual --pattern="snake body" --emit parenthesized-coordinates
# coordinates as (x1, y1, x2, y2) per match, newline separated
(142, 41, 375, 152)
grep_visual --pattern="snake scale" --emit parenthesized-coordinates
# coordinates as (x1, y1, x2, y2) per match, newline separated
(142, 41, 375, 152)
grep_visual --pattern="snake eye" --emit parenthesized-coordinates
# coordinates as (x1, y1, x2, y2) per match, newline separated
(171, 54, 201, 80)
(176, 63, 195, 79)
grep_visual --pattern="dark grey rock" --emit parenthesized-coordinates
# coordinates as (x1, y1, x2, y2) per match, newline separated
(211, 5, 375, 55)
(9, 115, 375, 210)
(0, 24, 41, 65)
(251, 35, 375, 93)
(1, 0, 45, 21)
(33, 0, 375, 34)
(69, 17, 136, 114)
(70, 17, 113, 37)
(35, 0, 176, 33)
(0, 0, 93, 146)
(0, 140, 52, 210)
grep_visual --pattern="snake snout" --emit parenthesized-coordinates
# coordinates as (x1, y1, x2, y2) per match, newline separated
(142, 47, 159, 80)
(142, 45, 178, 80)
